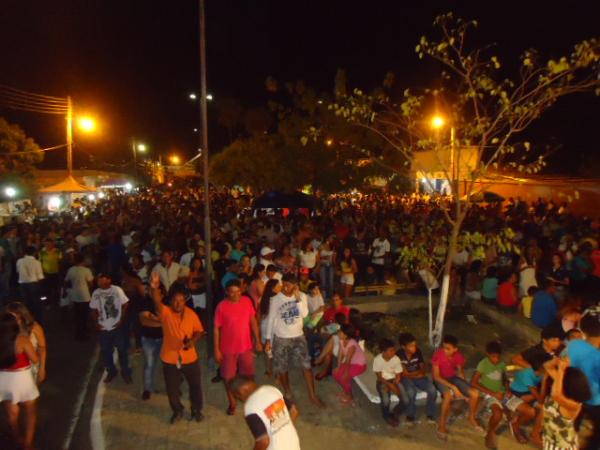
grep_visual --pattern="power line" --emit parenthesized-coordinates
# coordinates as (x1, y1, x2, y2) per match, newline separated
(0, 84, 68, 115)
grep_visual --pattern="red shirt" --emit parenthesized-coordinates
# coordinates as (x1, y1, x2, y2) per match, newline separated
(432, 348, 465, 379)
(591, 250, 600, 278)
(324, 305, 350, 324)
(497, 281, 518, 307)
(214, 296, 256, 354)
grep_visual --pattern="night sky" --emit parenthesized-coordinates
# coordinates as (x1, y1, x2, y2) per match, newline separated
(1, 0, 599, 173)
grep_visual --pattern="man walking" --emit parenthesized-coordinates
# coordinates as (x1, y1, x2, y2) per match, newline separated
(90, 273, 132, 383)
(149, 272, 205, 423)
(214, 279, 262, 415)
(264, 274, 324, 407)
(39, 238, 62, 307)
(16, 246, 44, 322)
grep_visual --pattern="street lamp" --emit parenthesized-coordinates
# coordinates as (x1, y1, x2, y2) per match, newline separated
(169, 155, 181, 165)
(189, 92, 213, 101)
(131, 140, 147, 177)
(430, 114, 457, 192)
(189, 93, 197, 100)
(4, 187, 16, 198)
(77, 116, 96, 133)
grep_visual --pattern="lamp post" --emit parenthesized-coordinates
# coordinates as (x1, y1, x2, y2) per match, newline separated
(131, 140, 147, 177)
(431, 115, 457, 195)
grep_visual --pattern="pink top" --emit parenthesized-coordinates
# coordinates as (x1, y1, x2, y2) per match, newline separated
(340, 338, 366, 366)
(432, 348, 465, 379)
(214, 296, 256, 354)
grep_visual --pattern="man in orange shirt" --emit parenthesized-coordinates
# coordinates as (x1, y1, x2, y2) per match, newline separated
(150, 272, 205, 424)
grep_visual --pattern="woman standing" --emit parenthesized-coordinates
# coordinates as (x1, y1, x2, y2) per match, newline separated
(338, 247, 358, 299)
(258, 279, 281, 377)
(318, 237, 336, 299)
(5, 303, 46, 384)
(275, 245, 297, 275)
(0, 313, 39, 450)
(247, 264, 266, 310)
(298, 239, 319, 278)
(519, 253, 538, 299)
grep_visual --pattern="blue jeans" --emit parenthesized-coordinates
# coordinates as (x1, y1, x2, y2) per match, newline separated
(141, 336, 163, 391)
(376, 380, 405, 420)
(98, 327, 131, 377)
(320, 265, 335, 298)
(402, 376, 438, 419)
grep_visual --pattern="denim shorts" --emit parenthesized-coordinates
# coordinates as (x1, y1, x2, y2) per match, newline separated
(434, 376, 472, 397)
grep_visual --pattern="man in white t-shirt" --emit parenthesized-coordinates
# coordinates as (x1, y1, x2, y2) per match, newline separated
(232, 378, 300, 450)
(265, 274, 324, 407)
(373, 339, 404, 427)
(90, 273, 132, 384)
(370, 232, 391, 283)
(65, 253, 94, 340)
(151, 250, 185, 291)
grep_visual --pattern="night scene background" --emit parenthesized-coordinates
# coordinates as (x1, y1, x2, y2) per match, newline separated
(1, 0, 599, 174)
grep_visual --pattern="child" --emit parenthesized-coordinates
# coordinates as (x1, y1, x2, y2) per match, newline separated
(520, 286, 538, 319)
(333, 324, 366, 405)
(471, 341, 535, 448)
(510, 355, 547, 405)
(543, 358, 591, 450)
(373, 338, 404, 427)
(432, 335, 481, 440)
(566, 328, 583, 341)
(481, 266, 498, 305)
(313, 313, 346, 380)
(397, 332, 437, 425)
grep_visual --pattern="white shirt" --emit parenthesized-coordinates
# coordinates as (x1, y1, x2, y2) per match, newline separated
(307, 293, 324, 314)
(179, 252, 194, 268)
(151, 262, 183, 291)
(371, 238, 390, 265)
(244, 385, 300, 450)
(64, 265, 94, 303)
(452, 249, 469, 267)
(298, 250, 317, 269)
(372, 354, 403, 381)
(89, 285, 129, 331)
(266, 292, 308, 340)
(16, 255, 44, 283)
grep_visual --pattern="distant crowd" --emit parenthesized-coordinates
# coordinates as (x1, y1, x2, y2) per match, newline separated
(0, 182, 599, 449)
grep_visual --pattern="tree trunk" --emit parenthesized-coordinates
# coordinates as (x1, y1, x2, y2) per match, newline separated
(430, 219, 461, 347)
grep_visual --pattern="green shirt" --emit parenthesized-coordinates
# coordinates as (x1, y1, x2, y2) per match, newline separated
(476, 357, 506, 393)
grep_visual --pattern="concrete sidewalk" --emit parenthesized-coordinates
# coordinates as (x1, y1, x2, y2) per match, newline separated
(98, 349, 532, 450)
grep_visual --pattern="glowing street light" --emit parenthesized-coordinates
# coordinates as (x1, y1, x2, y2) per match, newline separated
(189, 93, 197, 100)
(124, 182, 133, 191)
(325, 138, 334, 147)
(4, 187, 17, 198)
(189, 92, 213, 101)
(206, 94, 213, 101)
(77, 116, 96, 133)
(431, 115, 446, 129)
(169, 155, 181, 165)
(136, 143, 147, 152)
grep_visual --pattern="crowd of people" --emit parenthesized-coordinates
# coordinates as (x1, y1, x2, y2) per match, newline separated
(0, 182, 599, 449)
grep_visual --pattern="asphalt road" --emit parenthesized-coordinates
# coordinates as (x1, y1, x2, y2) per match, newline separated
(0, 307, 99, 450)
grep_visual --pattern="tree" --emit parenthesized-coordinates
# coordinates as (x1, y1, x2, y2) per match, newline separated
(216, 97, 243, 143)
(331, 13, 600, 346)
(0, 117, 43, 177)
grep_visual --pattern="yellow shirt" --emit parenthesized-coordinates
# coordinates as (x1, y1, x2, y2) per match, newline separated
(521, 295, 533, 318)
(39, 248, 62, 274)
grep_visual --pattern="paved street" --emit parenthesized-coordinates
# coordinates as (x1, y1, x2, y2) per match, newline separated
(99, 348, 531, 450)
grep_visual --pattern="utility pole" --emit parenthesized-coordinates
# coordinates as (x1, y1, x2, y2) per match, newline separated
(132, 139, 138, 178)
(199, 0, 214, 360)
(66, 96, 73, 177)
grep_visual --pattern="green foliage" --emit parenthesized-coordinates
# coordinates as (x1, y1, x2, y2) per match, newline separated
(0, 117, 43, 177)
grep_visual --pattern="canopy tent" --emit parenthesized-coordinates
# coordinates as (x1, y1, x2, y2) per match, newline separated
(252, 191, 316, 209)
(39, 176, 97, 193)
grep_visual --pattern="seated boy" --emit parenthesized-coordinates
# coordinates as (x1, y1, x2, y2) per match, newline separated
(509, 356, 547, 405)
(472, 341, 535, 448)
(373, 338, 405, 427)
(512, 325, 563, 368)
(432, 335, 481, 440)
(397, 332, 437, 425)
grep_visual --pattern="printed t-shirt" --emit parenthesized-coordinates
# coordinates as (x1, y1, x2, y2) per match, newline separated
(431, 348, 465, 379)
(214, 296, 255, 354)
(476, 357, 507, 393)
(373, 354, 403, 380)
(244, 385, 300, 450)
(160, 305, 203, 365)
(396, 348, 425, 373)
(89, 285, 129, 331)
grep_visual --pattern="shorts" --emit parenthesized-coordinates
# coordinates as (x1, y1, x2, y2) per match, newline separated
(220, 351, 255, 381)
(434, 376, 472, 397)
(340, 274, 355, 285)
(272, 336, 311, 375)
(484, 393, 524, 412)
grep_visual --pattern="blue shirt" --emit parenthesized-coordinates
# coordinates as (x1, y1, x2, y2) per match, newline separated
(531, 291, 557, 328)
(510, 368, 542, 393)
(481, 277, 498, 299)
(567, 339, 600, 406)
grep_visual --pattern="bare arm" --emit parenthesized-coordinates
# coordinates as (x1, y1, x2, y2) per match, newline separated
(32, 323, 47, 383)
(18, 335, 39, 365)
(250, 315, 262, 351)
(149, 271, 164, 316)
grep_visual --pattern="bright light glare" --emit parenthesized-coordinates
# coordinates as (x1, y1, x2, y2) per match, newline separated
(4, 187, 16, 198)
(87, 194, 96, 201)
(189, 93, 197, 100)
(137, 143, 147, 152)
(170, 155, 181, 165)
(431, 115, 445, 129)
(48, 196, 61, 209)
(325, 139, 334, 147)
(206, 94, 213, 101)
(98, 192, 106, 199)
(421, 177, 427, 182)
(124, 182, 133, 191)
(77, 117, 96, 132)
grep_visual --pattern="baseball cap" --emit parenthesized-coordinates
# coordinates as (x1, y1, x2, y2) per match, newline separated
(261, 246, 275, 256)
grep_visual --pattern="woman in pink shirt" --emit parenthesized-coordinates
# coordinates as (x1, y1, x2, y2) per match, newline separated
(333, 324, 366, 405)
